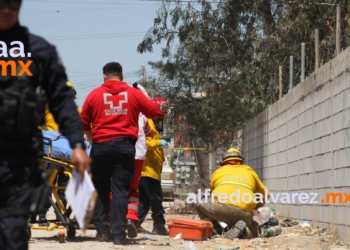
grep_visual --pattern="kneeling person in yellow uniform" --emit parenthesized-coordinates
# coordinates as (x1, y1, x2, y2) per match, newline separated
(37, 82, 81, 225)
(196, 148, 270, 239)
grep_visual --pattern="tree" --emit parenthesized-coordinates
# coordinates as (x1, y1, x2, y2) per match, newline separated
(137, 0, 350, 148)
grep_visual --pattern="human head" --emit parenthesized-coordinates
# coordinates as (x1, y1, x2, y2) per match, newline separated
(132, 82, 150, 98)
(153, 96, 168, 121)
(103, 62, 123, 82)
(221, 147, 244, 165)
(0, 0, 21, 31)
(66, 81, 77, 99)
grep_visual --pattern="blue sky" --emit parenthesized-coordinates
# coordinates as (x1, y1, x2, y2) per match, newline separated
(20, 0, 167, 107)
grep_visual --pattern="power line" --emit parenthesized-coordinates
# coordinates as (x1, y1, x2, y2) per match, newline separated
(26, 0, 159, 5)
(48, 34, 144, 41)
(22, 6, 156, 13)
(45, 32, 145, 39)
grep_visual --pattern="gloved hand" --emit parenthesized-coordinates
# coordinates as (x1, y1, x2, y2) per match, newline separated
(160, 139, 169, 147)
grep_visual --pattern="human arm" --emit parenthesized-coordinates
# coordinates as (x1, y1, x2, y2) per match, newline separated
(253, 173, 270, 209)
(135, 90, 167, 119)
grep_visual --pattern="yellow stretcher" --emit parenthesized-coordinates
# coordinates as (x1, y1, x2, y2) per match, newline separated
(27, 133, 94, 243)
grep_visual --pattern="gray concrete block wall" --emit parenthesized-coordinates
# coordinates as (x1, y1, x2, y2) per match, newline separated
(242, 46, 350, 242)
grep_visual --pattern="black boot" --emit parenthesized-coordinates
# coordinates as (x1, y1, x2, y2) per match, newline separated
(38, 215, 49, 226)
(152, 225, 168, 236)
(127, 219, 138, 238)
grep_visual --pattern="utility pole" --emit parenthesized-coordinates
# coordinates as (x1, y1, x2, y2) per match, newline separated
(141, 66, 147, 82)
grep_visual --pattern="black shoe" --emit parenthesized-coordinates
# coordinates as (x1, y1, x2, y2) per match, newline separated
(38, 217, 49, 227)
(127, 219, 138, 238)
(152, 226, 168, 236)
(113, 238, 127, 245)
(96, 233, 109, 242)
(136, 226, 151, 234)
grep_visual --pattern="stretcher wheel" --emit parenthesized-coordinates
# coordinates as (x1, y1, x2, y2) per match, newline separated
(27, 226, 32, 241)
(67, 224, 76, 239)
(58, 234, 65, 243)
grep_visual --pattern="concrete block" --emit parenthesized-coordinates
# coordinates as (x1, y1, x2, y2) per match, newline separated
(298, 109, 313, 129)
(298, 205, 317, 220)
(314, 80, 332, 106)
(336, 225, 350, 243)
(289, 204, 299, 218)
(334, 168, 350, 187)
(314, 170, 333, 189)
(267, 166, 278, 179)
(264, 178, 277, 191)
(331, 47, 349, 81)
(267, 153, 278, 167)
(299, 174, 313, 189)
(298, 141, 313, 159)
(333, 69, 350, 96)
(288, 176, 299, 191)
(314, 205, 333, 223)
(304, 94, 313, 111)
(268, 129, 278, 144)
(268, 141, 278, 156)
(314, 135, 332, 156)
(313, 188, 331, 204)
(278, 137, 288, 153)
(313, 98, 332, 121)
(278, 164, 288, 178)
(333, 108, 350, 133)
(333, 149, 350, 169)
(333, 129, 350, 151)
(334, 206, 350, 225)
(268, 117, 277, 132)
(314, 152, 333, 172)
(289, 103, 299, 120)
(278, 150, 288, 165)
(314, 117, 332, 139)
(298, 157, 314, 174)
(298, 125, 313, 145)
(288, 146, 298, 163)
(287, 131, 298, 149)
(315, 57, 332, 86)
(278, 123, 288, 140)
(287, 117, 298, 135)
(288, 161, 298, 176)
(333, 88, 350, 115)
(277, 177, 288, 191)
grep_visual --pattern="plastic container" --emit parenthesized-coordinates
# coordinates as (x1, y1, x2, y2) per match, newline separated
(257, 207, 272, 224)
(167, 217, 213, 241)
(261, 225, 282, 237)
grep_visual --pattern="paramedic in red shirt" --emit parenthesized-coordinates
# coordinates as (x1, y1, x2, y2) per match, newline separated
(80, 62, 168, 246)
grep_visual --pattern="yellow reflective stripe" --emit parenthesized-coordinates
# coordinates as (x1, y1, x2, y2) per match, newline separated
(217, 181, 254, 192)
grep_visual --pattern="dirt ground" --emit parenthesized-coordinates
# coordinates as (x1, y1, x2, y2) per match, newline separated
(28, 202, 350, 250)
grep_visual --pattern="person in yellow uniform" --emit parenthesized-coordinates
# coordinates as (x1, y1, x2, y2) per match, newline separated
(136, 97, 169, 236)
(196, 148, 270, 239)
(37, 81, 81, 225)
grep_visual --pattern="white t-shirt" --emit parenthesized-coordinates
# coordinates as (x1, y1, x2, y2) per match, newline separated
(135, 113, 152, 160)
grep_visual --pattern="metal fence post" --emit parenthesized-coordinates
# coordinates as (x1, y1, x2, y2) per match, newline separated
(336, 5, 341, 56)
(270, 75, 273, 104)
(315, 29, 319, 70)
(301, 43, 305, 81)
(289, 56, 293, 91)
(279, 66, 282, 99)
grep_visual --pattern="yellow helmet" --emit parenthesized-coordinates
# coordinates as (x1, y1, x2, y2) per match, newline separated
(222, 147, 244, 163)
(66, 81, 77, 98)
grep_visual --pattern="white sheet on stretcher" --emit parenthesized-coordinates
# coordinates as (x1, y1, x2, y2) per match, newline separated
(42, 131, 91, 161)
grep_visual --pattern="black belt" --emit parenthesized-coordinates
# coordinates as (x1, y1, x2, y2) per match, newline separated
(93, 137, 136, 146)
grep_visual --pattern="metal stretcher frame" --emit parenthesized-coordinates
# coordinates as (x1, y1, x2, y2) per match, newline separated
(28, 136, 77, 243)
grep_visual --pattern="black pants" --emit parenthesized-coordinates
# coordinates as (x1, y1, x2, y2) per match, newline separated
(91, 140, 135, 240)
(138, 176, 165, 227)
(0, 152, 39, 250)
